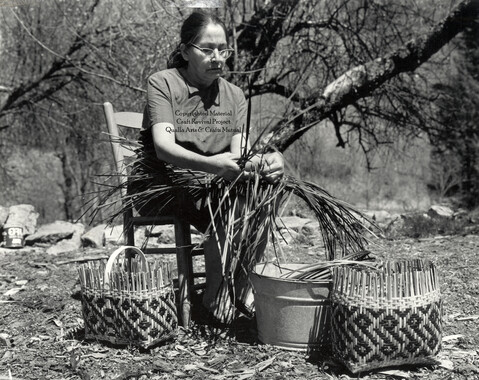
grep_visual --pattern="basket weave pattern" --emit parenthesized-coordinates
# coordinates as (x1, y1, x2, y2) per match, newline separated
(79, 246, 177, 348)
(331, 260, 442, 373)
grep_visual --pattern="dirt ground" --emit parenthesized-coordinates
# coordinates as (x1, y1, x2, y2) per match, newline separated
(1, 227, 479, 379)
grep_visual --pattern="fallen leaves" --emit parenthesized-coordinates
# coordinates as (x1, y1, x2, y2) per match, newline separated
(437, 358, 455, 370)
(442, 334, 464, 342)
(378, 369, 411, 378)
(57, 254, 109, 265)
(1, 238, 479, 380)
(152, 358, 174, 372)
(2, 280, 28, 298)
(455, 314, 479, 321)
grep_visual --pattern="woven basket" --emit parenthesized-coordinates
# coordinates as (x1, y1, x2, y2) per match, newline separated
(331, 259, 442, 373)
(78, 246, 177, 348)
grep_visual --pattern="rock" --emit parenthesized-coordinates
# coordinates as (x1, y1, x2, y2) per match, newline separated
(428, 205, 454, 219)
(4, 204, 39, 236)
(0, 149, 66, 223)
(300, 222, 317, 236)
(469, 207, 479, 224)
(46, 223, 85, 255)
(144, 224, 204, 246)
(363, 210, 392, 224)
(104, 225, 125, 245)
(191, 234, 204, 245)
(104, 225, 163, 247)
(384, 212, 438, 239)
(81, 224, 107, 248)
(277, 216, 313, 232)
(0, 206, 8, 228)
(104, 223, 202, 248)
(145, 225, 175, 244)
(279, 229, 299, 245)
(0, 333, 9, 347)
(146, 225, 174, 236)
(25, 221, 78, 245)
(384, 215, 406, 239)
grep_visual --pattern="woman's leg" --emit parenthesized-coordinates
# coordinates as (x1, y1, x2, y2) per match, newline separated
(202, 194, 271, 323)
(202, 233, 236, 323)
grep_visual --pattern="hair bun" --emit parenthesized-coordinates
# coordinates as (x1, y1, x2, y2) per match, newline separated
(167, 46, 186, 69)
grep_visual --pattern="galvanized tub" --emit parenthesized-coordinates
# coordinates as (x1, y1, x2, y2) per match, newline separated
(251, 262, 331, 352)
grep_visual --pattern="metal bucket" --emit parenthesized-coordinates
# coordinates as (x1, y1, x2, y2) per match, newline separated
(2, 226, 24, 248)
(251, 262, 331, 351)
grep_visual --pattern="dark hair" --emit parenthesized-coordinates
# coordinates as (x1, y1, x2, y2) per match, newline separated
(167, 11, 228, 69)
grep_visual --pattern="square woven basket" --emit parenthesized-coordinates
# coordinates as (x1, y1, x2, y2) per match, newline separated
(78, 246, 177, 348)
(331, 259, 442, 373)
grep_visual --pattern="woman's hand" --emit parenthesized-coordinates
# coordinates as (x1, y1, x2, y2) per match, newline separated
(209, 152, 243, 181)
(260, 152, 284, 184)
(209, 151, 284, 183)
(241, 152, 284, 183)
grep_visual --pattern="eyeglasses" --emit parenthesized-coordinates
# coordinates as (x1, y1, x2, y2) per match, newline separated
(189, 43, 234, 59)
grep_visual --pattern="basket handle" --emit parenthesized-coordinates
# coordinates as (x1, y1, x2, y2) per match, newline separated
(103, 246, 148, 286)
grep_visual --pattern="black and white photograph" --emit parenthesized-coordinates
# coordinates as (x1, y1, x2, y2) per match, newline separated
(0, 0, 478, 379)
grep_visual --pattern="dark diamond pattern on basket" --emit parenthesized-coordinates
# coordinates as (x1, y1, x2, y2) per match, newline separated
(139, 320, 151, 330)
(96, 297, 106, 309)
(150, 298, 160, 310)
(82, 287, 177, 348)
(380, 314, 399, 331)
(129, 310, 141, 321)
(332, 300, 442, 369)
(355, 341, 372, 357)
(149, 328, 159, 338)
(88, 315, 98, 325)
(104, 308, 114, 318)
(121, 299, 131, 311)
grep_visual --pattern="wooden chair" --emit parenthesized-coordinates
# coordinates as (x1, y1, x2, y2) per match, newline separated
(103, 101, 205, 327)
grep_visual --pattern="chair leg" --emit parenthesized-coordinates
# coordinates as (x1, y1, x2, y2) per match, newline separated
(124, 208, 135, 246)
(124, 208, 135, 271)
(174, 218, 193, 327)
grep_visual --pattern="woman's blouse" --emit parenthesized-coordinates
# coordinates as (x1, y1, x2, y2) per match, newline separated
(141, 68, 247, 157)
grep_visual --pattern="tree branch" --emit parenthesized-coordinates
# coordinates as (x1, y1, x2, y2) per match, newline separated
(0, 85, 13, 93)
(266, 0, 479, 152)
(0, 7, 146, 116)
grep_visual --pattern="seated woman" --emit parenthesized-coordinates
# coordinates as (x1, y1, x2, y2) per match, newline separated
(129, 10, 284, 323)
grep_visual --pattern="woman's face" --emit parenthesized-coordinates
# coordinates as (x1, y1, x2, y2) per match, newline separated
(181, 23, 228, 87)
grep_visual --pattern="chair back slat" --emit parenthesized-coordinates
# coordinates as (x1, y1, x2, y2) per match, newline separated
(114, 112, 143, 129)
(103, 102, 143, 188)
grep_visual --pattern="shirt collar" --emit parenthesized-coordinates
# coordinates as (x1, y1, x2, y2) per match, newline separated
(178, 68, 221, 106)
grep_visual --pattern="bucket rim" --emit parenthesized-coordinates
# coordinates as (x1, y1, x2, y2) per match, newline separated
(252, 262, 331, 284)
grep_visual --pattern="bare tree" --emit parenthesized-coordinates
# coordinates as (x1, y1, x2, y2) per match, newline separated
(223, 0, 478, 157)
(0, 0, 178, 219)
(1, 0, 477, 219)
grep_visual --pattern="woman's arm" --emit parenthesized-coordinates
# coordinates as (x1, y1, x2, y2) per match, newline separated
(152, 122, 242, 181)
